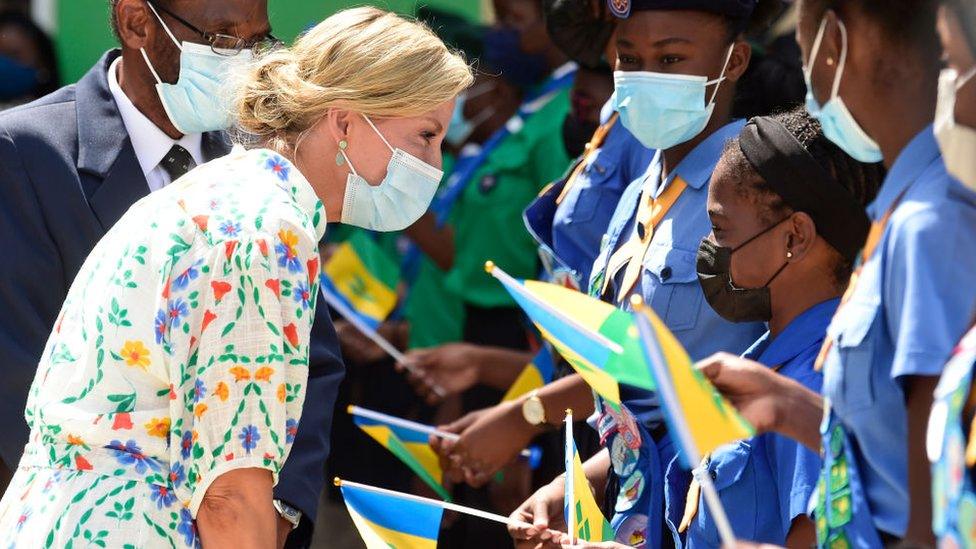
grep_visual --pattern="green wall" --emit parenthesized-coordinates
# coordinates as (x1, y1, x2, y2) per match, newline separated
(57, 0, 483, 83)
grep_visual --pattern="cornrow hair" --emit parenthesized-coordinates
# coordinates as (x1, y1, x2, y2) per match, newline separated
(722, 106, 885, 285)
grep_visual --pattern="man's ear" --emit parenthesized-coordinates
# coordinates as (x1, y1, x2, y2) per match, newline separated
(724, 39, 753, 84)
(116, 0, 153, 50)
(786, 211, 817, 262)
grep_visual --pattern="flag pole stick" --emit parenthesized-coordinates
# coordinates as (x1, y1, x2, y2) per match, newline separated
(631, 297, 737, 547)
(320, 285, 446, 398)
(335, 478, 545, 531)
(485, 262, 624, 355)
(564, 409, 577, 544)
(347, 405, 534, 459)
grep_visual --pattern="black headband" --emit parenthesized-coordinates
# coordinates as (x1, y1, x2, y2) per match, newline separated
(738, 116, 870, 263)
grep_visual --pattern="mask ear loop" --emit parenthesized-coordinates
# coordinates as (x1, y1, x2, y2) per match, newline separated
(805, 17, 829, 82)
(362, 115, 395, 153)
(958, 65, 976, 91)
(706, 44, 736, 105)
(140, 1, 183, 85)
(829, 18, 849, 102)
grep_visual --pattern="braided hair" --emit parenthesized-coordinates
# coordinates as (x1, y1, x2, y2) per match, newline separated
(720, 107, 886, 285)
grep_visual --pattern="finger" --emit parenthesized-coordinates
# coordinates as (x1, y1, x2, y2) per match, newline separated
(531, 491, 550, 532)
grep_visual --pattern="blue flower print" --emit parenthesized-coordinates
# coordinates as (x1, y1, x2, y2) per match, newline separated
(172, 260, 203, 291)
(150, 484, 177, 509)
(292, 282, 311, 310)
(105, 439, 161, 475)
(167, 298, 189, 329)
(178, 507, 197, 547)
(192, 379, 207, 403)
(239, 425, 260, 454)
(168, 462, 186, 489)
(285, 419, 298, 444)
(180, 431, 193, 459)
(154, 310, 168, 344)
(265, 156, 290, 182)
(219, 220, 242, 238)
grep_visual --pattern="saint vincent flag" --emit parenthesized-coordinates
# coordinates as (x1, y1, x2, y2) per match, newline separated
(564, 435, 613, 542)
(352, 414, 451, 501)
(632, 302, 754, 468)
(340, 482, 443, 549)
(488, 264, 654, 408)
(502, 346, 556, 402)
(322, 231, 400, 329)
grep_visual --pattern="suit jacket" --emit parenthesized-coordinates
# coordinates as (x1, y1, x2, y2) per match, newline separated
(0, 49, 344, 523)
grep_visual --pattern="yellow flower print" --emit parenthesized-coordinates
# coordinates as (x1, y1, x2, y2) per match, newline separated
(144, 417, 171, 438)
(67, 434, 85, 446)
(194, 404, 208, 418)
(277, 384, 286, 403)
(120, 340, 151, 369)
(214, 381, 229, 402)
(254, 367, 275, 382)
(229, 366, 251, 382)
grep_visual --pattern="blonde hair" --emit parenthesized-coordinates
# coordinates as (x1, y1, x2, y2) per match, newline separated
(236, 7, 474, 152)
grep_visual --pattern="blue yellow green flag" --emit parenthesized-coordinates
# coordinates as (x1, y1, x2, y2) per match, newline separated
(632, 300, 754, 468)
(322, 231, 400, 328)
(487, 264, 654, 408)
(340, 481, 443, 549)
(351, 411, 450, 501)
(564, 413, 614, 542)
(502, 346, 557, 402)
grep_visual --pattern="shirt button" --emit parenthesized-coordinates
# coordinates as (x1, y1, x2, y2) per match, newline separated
(661, 266, 672, 281)
(710, 470, 718, 481)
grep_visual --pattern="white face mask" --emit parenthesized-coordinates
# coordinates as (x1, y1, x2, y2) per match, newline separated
(339, 116, 443, 232)
(935, 66, 976, 191)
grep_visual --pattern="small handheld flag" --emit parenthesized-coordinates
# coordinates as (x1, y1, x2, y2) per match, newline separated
(337, 478, 552, 548)
(632, 297, 749, 546)
(564, 409, 614, 543)
(502, 346, 556, 402)
(321, 232, 400, 329)
(486, 262, 654, 408)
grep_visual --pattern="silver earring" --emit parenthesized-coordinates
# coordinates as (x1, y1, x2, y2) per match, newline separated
(786, 251, 794, 259)
(335, 140, 348, 166)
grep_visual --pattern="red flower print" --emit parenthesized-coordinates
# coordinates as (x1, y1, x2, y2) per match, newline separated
(265, 279, 280, 297)
(211, 281, 232, 303)
(224, 453, 234, 461)
(168, 384, 177, 400)
(307, 258, 319, 283)
(192, 215, 209, 233)
(55, 311, 64, 334)
(258, 239, 269, 258)
(75, 454, 93, 471)
(283, 323, 299, 348)
(112, 413, 133, 431)
(224, 240, 237, 261)
(201, 310, 217, 331)
(161, 280, 171, 299)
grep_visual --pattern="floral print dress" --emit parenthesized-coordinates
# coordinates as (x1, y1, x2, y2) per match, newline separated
(0, 146, 326, 548)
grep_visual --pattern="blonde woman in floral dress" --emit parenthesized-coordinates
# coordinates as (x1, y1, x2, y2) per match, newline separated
(0, 7, 471, 548)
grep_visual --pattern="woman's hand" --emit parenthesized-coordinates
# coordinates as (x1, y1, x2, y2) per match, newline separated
(509, 479, 568, 549)
(697, 352, 824, 452)
(398, 343, 483, 404)
(432, 400, 540, 487)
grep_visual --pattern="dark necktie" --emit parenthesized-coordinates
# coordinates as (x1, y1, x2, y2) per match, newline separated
(160, 144, 196, 182)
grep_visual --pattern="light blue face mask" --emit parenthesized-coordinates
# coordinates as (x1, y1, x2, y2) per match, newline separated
(613, 45, 733, 150)
(339, 116, 444, 232)
(141, 2, 252, 134)
(445, 84, 494, 147)
(803, 17, 883, 163)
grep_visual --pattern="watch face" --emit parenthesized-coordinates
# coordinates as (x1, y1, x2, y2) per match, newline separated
(522, 397, 545, 425)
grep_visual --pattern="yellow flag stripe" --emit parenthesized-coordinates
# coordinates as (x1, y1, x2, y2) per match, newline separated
(539, 325, 621, 406)
(346, 505, 438, 549)
(502, 364, 545, 402)
(324, 241, 398, 321)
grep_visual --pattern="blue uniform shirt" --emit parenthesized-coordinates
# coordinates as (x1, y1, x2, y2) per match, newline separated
(525, 102, 653, 287)
(669, 299, 834, 547)
(821, 126, 976, 536)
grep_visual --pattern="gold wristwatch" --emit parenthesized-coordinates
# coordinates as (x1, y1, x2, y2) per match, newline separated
(521, 389, 547, 427)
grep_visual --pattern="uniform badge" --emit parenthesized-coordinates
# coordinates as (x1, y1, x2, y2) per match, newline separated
(611, 435, 638, 477)
(615, 470, 645, 513)
(607, 0, 631, 18)
(615, 514, 648, 548)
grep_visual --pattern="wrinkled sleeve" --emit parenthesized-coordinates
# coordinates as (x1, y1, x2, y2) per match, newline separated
(172, 225, 318, 517)
(768, 371, 822, 528)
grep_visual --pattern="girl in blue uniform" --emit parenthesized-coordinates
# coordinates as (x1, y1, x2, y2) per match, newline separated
(675, 108, 882, 547)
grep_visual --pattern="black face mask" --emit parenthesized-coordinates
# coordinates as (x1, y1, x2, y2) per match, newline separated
(696, 218, 791, 323)
(562, 115, 600, 158)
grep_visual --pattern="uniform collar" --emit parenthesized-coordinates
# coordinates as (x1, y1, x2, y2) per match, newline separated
(659, 119, 747, 191)
(744, 298, 840, 367)
(866, 125, 939, 221)
(231, 145, 327, 242)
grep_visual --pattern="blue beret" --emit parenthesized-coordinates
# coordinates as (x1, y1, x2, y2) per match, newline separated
(607, 0, 756, 21)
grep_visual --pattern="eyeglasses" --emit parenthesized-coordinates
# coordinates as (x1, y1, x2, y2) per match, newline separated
(146, 0, 283, 56)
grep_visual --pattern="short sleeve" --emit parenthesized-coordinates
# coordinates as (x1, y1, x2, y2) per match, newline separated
(886, 201, 976, 380)
(171, 225, 319, 517)
(767, 431, 821, 527)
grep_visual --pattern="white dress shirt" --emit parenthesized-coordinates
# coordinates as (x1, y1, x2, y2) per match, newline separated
(107, 57, 204, 192)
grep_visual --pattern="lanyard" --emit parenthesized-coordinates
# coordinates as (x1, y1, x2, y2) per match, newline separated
(813, 192, 905, 371)
(601, 175, 689, 301)
(555, 112, 620, 205)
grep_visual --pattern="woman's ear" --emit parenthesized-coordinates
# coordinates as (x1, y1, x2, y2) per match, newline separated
(786, 212, 817, 262)
(325, 108, 353, 144)
(725, 39, 753, 83)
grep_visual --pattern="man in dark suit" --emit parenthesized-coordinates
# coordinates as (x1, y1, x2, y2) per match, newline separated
(0, 1, 344, 546)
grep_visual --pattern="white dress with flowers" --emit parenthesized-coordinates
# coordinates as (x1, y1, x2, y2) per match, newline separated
(0, 147, 326, 548)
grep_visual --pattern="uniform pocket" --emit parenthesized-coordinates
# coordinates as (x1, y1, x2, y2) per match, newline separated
(835, 299, 881, 413)
(563, 156, 621, 224)
(699, 441, 756, 545)
(643, 245, 702, 333)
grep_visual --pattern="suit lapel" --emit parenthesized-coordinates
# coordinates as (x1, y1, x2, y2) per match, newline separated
(76, 50, 151, 232)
